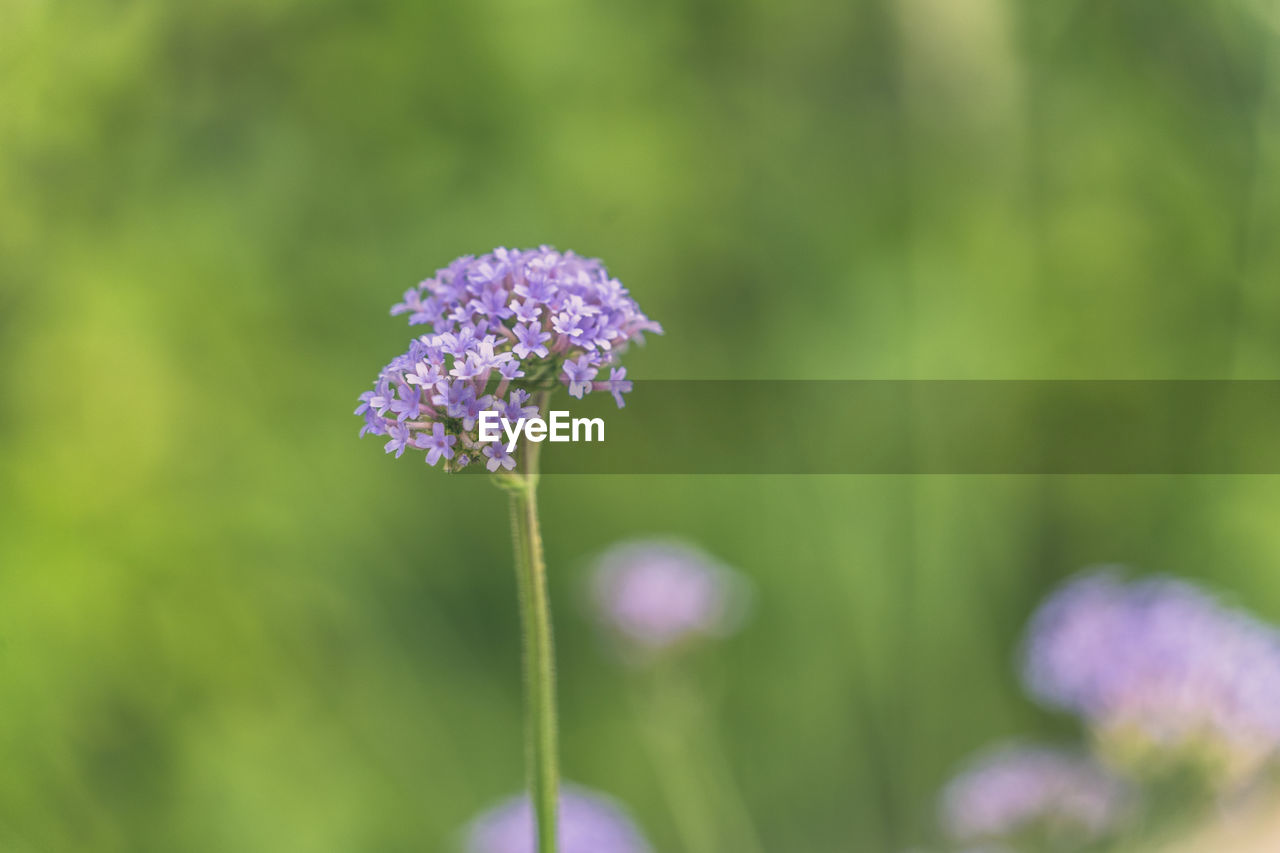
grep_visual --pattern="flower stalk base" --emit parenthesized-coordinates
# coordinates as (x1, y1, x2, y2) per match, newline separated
(503, 424, 559, 853)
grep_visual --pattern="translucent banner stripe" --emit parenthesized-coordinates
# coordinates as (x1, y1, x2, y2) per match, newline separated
(485, 380, 1280, 474)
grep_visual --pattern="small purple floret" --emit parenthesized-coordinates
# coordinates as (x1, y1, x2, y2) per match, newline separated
(482, 442, 517, 472)
(418, 422, 456, 467)
(563, 355, 598, 400)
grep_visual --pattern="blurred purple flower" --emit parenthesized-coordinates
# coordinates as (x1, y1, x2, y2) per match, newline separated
(357, 247, 660, 471)
(464, 784, 652, 853)
(591, 540, 751, 654)
(940, 745, 1128, 845)
(1022, 569, 1280, 774)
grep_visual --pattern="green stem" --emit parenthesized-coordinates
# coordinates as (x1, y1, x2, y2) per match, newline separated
(635, 665, 765, 853)
(506, 393, 558, 853)
(632, 678, 719, 853)
(694, 696, 766, 853)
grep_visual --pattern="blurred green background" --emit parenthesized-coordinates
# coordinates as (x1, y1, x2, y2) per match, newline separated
(5, 0, 1280, 850)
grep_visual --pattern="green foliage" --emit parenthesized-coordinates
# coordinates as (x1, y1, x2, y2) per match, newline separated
(3, 0, 1280, 850)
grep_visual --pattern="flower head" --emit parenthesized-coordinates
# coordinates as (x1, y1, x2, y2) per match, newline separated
(940, 745, 1128, 846)
(590, 540, 750, 656)
(464, 784, 652, 853)
(357, 247, 661, 471)
(1022, 569, 1280, 779)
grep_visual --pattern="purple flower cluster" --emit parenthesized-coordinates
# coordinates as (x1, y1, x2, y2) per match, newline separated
(940, 745, 1128, 845)
(355, 247, 660, 470)
(1023, 570, 1280, 774)
(464, 784, 652, 853)
(590, 540, 750, 655)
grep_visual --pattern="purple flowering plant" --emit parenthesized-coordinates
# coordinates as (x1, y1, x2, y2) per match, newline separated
(934, 568, 1280, 853)
(587, 539, 763, 853)
(355, 246, 660, 473)
(355, 247, 660, 853)
(1023, 569, 1280, 785)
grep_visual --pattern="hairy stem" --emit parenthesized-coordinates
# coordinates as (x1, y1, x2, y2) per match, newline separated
(506, 393, 558, 853)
